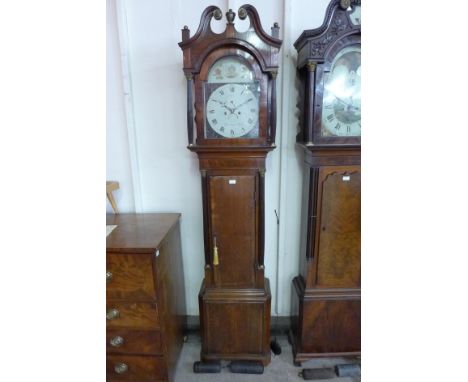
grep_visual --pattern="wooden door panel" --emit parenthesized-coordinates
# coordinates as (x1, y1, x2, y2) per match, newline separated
(301, 299, 361, 354)
(204, 302, 264, 355)
(316, 167, 361, 288)
(209, 174, 257, 287)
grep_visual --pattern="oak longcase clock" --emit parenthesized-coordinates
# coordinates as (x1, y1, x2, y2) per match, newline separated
(179, 5, 282, 366)
(290, 0, 361, 363)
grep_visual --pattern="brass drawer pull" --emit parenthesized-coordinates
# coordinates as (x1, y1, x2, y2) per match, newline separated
(110, 336, 124, 347)
(106, 271, 113, 283)
(106, 308, 120, 320)
(114, 362, 128, 374)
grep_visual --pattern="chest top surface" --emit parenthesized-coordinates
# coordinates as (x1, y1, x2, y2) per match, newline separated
(106, 213, 180, 253)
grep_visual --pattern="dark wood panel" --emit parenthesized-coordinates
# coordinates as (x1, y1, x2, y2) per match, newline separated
(316, 167, 360, 288)
(106, 302, 159, 329)
(205, 302, 263, 355)
(107, 253, 156, 301)
(106, 329, 162, 355)
(209, 174, 257, 287)
(154, 222, 186, 382)
(199, 279, 271, 366)
(301, 298, 360, 354)
(106, 354, 167, 382)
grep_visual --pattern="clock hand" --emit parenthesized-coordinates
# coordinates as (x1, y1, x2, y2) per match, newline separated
(332, 95, 360, 112)
(233, 98, 254, 110)
(212, 99, 236, 114)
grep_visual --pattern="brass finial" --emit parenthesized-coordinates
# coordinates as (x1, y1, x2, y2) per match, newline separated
(226, 8, 236, 24)
(213, 8, 222, 20)
(340, 0, 352, 10)
(238, 7, 247, 20)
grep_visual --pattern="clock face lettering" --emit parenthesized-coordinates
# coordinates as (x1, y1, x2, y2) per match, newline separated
(206, 83, 259, 138)
(321, 45, 361, 137)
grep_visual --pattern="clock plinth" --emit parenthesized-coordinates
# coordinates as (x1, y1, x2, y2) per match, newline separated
(199, 280, 271, 365)
(179, 5, 282, 365)
(290, 0, 361, 362)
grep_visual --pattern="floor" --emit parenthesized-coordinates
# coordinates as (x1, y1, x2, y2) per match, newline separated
(174, 334, 361, 382)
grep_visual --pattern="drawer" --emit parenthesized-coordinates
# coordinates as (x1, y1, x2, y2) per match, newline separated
(107, 253, 156, 300)
(106, 302, 159, 329)
(106, 354, 167, 381)
(107, 329, 163, 355)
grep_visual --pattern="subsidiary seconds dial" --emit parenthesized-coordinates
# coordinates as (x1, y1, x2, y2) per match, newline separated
(206, 83, 259, 138)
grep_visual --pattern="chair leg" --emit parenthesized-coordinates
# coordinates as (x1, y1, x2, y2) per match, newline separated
(107, 191, 119, 213)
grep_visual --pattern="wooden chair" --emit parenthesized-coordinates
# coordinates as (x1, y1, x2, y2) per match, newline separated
(106, 181, 119, 213)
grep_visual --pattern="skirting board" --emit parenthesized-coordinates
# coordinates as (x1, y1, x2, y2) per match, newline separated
(185, 315, 291, 336)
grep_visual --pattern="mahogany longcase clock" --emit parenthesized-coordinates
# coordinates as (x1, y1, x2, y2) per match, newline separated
(289, 0, 361, 363)
(179, 5, 282, 366)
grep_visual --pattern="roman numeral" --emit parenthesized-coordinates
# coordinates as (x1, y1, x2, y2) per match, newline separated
(335, 123, 341, 130)
(230, 86, 235, 92)
(230, 130, 235, 136)
(347, 125, 351, 132)
(324, 104, 333, 109)
(220, 126, 224, 132)
(250, 108, 256, 113)
(248, 118, 253, 123)
(219, 90, 224, 95)
(327, 114, 335, 122)
(212, 119, 217, 125)
(209, 110, 215, 114)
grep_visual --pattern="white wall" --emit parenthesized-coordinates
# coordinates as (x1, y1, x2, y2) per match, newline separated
(107, 0, 331, 315)
(106, 0, 135, 212)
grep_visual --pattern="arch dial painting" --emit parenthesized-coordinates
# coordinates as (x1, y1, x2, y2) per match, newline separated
(204, 56, 260, 139)
(321, 45, 361, 137)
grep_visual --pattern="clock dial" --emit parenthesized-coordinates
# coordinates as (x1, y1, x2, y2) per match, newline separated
(206, 83, 259, 138)
(321, 45, 361, 137)
(205, 56, 259, 139)
(207, 57, 254, 83)
(349, 5, 361, 26)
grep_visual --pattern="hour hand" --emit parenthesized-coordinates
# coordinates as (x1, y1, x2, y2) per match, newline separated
(212, 99, 235, 113)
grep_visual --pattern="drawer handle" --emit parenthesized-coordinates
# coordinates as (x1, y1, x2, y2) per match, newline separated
(114, 362, 128, 374)
(106, 308, 120, 320)
(106, 271, 113, 283)
(110, 336, 124, 347)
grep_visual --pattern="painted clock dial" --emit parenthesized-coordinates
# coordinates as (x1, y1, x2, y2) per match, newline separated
(321, 45, 361, 137)
(204, 56, 260, 139)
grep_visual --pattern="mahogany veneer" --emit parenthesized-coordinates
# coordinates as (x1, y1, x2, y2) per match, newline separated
(106, 213, 186, 382)
(289, 0, 361, 363)
(179, 5, 282, 366)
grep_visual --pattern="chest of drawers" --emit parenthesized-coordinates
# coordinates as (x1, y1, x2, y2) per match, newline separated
(106, 213, 186, 382)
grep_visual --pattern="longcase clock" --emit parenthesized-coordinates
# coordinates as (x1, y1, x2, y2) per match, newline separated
(289, 0, 361, 363)
(179, 5, 282, 366)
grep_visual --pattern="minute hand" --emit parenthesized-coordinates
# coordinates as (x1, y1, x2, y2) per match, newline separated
(234, 98, 254, 110)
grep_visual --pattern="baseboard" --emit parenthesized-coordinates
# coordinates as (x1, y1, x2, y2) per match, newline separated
(185, 315, 291, 336)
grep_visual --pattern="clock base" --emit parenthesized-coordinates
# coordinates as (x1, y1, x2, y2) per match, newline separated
(198, 278, 271, 366)
(290, 276, 361, 362)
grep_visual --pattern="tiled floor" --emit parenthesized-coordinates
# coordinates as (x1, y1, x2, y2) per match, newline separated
(174, 334, 360, 381)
